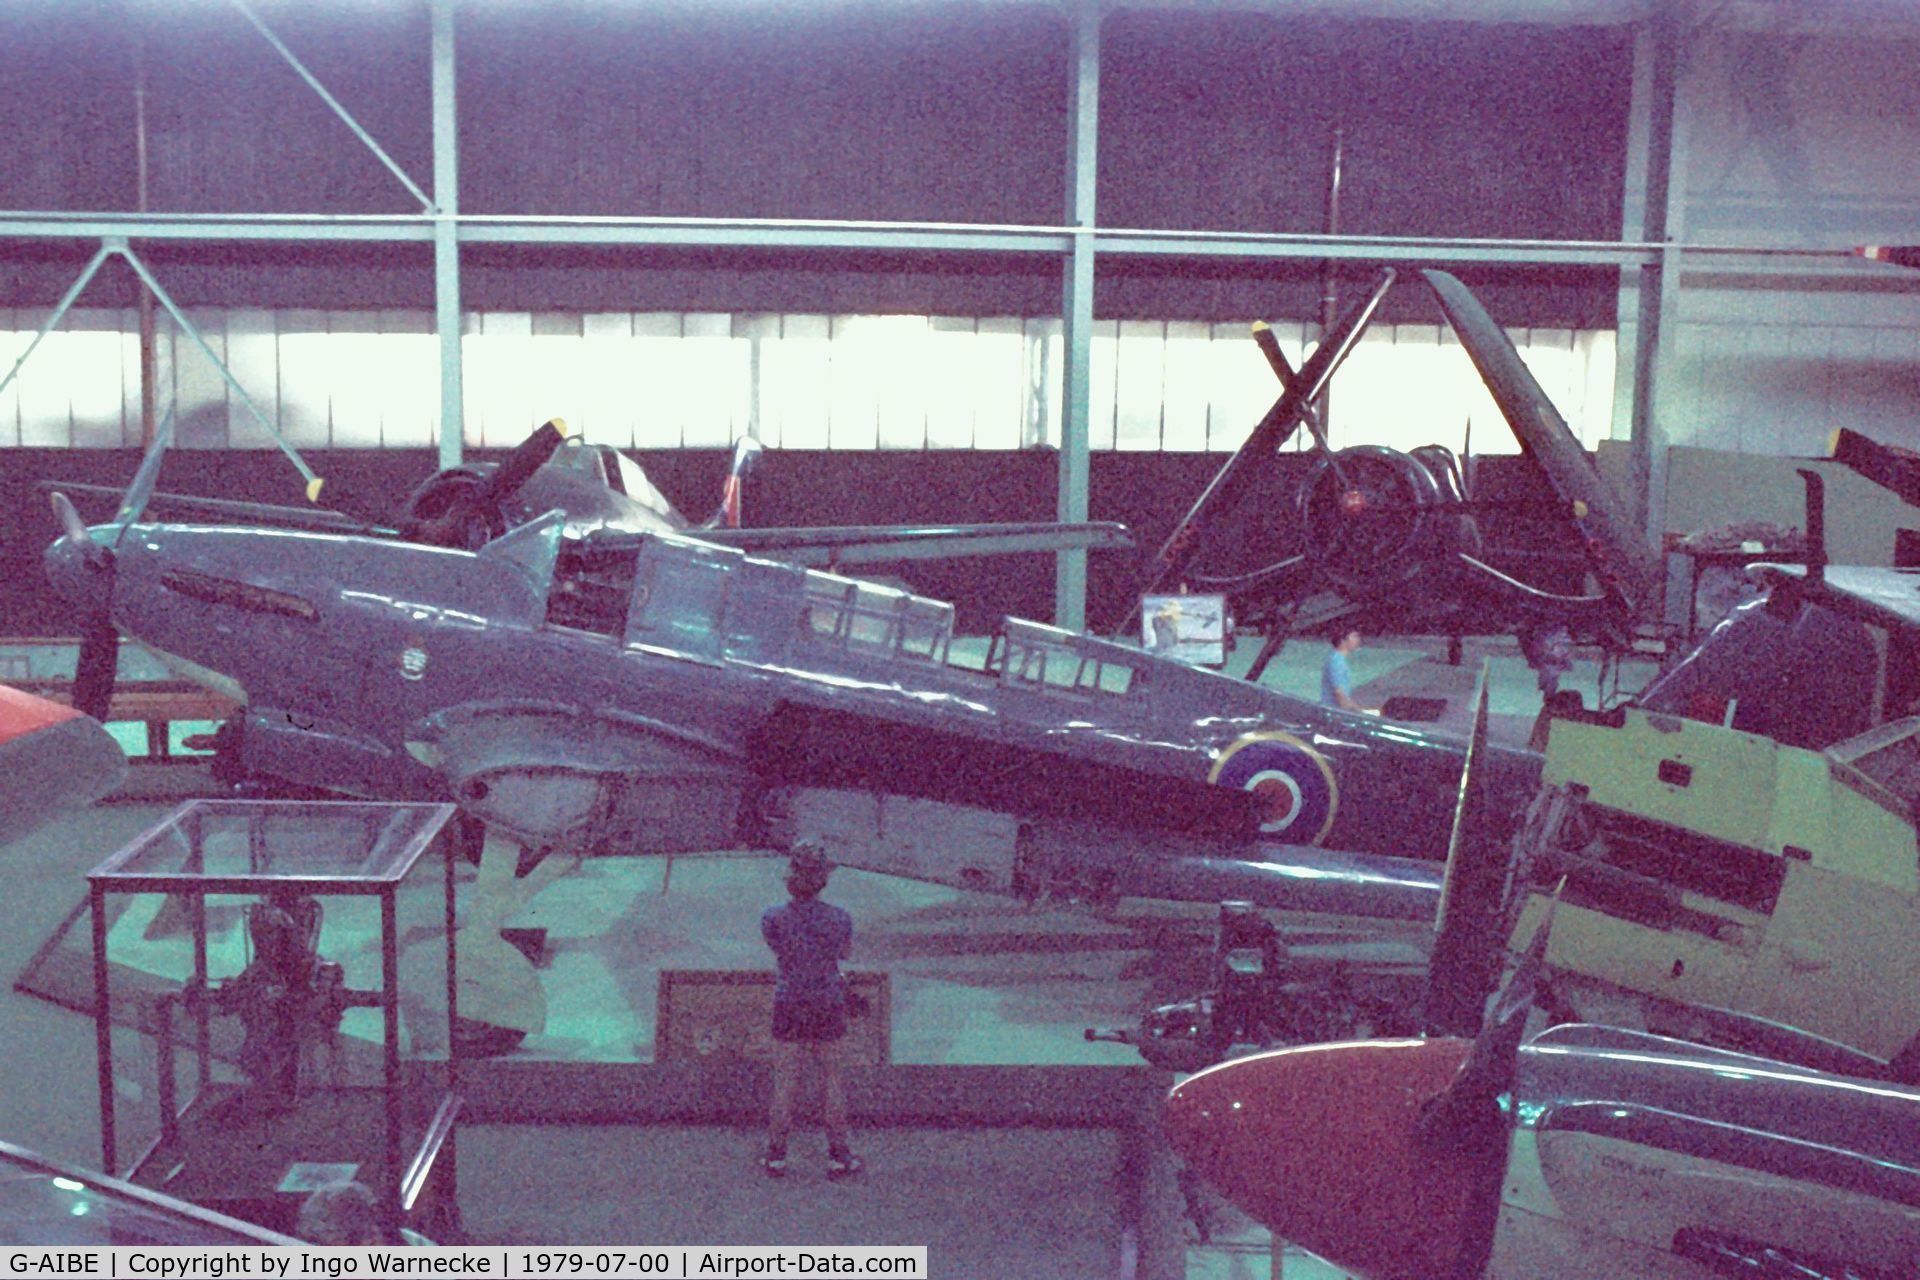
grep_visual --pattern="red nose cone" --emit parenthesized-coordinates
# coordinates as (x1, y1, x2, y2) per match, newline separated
(0, 684, 127, 847)
(1164, 1038, 1481, 1280)
(0, 683, 83, 738)
(1340, 489, 1368, 515)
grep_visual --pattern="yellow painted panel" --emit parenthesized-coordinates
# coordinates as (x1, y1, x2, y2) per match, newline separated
(1518, 893, 1754, 1011)
(1736, 865, 1920, 1059)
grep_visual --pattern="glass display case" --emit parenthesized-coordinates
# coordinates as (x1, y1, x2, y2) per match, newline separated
(86, 799, 460, 1240)
(0, 1138, 303, 1245)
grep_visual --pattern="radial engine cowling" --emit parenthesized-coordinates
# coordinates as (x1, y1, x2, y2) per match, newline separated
(1296, 445, 1479, 595)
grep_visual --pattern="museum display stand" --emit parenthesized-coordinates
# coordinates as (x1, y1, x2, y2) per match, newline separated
(87, 799, 462, 1240)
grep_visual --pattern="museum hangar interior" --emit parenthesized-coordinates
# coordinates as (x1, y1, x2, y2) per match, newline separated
(2, 0, 1920, 1276)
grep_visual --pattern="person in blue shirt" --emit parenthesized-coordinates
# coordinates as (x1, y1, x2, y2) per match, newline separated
(760, 841, 861, 1179)
(1320, 627, 1377, 713)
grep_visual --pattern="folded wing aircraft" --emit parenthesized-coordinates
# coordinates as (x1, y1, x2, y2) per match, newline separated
(1167, 1021, 1920, 1279)
(1122, 268, 1662, 681)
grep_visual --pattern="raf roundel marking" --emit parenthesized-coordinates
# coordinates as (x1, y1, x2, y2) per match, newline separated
(1208, 731, 1339, 845)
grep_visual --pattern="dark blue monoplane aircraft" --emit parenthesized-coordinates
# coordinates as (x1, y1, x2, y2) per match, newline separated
(44, 418, 1553, 1039)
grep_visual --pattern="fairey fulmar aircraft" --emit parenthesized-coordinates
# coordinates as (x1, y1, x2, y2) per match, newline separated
(43, 422, 1547, 1041)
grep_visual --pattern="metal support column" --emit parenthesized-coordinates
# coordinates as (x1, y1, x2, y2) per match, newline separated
(1056, 0, 1100, 633)
(1620, 0, 1694, 566)
(431, 0, 465, 470)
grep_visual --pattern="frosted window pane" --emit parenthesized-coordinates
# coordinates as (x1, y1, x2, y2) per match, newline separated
(764, 315, 831, 449)
(1113, 320, 1165, 452)
(1161, 321, 1212, 452)
(925, 320, 976, 449)
(223, 310, 278, 450)
(172, 312, 229, 449)
(971, 319, 1023, 451)
(277, 314, 333, 449)
(63, 317, 127, 448)
(379, 320, 437, 449)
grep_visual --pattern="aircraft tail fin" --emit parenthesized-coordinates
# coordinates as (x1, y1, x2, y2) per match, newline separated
(704, 437, 765, 530)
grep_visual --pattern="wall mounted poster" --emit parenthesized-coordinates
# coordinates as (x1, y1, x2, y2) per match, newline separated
(1141, 593, 1227, 667)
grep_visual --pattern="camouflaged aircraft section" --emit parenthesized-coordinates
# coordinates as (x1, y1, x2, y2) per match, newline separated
(1513, 707, 1920, 1077)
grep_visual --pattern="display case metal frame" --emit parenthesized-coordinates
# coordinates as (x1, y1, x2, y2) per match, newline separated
(85, 798, 460, 1235)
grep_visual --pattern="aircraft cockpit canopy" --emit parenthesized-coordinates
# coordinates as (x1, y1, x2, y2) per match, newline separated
(995, 619, 1141, 696)
(547, 440, 683, 528)
(801, 572, 954, 663)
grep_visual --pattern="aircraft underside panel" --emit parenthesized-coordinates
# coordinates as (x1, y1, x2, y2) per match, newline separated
(765, 786, 1446, 920)
(747, 698, 1263, 840)
(418, 703, 750, 852)
(242, 710, 439, 801)
(767, 789, 1022, 895)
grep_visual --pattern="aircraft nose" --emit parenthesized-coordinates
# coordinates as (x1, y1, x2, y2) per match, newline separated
(44, 530, 97, 609)
(1164, 1039, 1486, 1280)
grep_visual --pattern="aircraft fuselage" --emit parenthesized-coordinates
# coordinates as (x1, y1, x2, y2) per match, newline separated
(50, 518, 1542, 917)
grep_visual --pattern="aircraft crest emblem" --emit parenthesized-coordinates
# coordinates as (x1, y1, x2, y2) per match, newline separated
(400, 645, 429, 681)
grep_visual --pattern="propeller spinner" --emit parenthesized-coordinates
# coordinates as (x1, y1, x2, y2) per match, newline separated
(1164, 670, 1564, 1279)
(1164, 897, 1561, 1280)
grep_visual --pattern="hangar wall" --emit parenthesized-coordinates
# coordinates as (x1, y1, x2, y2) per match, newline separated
(0, 4, 1630, 318)
(3, 1, 1919, 629)
(1653, 23, 1920, 460)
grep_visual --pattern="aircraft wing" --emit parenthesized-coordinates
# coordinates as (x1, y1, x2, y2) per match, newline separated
(1754, 562, 1920, 636)
(0, 684, 126, 848)
(1421, 268, 1662, 622)
(38, 482, 392, 536)
(605, 520, 1133, 566)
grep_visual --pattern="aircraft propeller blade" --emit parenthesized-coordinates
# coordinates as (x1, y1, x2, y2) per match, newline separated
(397, 418, 572, 549)
(1415, 881, 1563, 1151)
(478, 417, 572, 509)
(1249, 321, 1348, 488)
(48, 492, 107, 568)
(705, 435, 765, 529)
(70, 590, 120, 725)
(113, 403, 175, 531)
(1423, 667, 1511, 1037)
(46, 489, 121, 722)
(1113, 267, 1396, 632)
